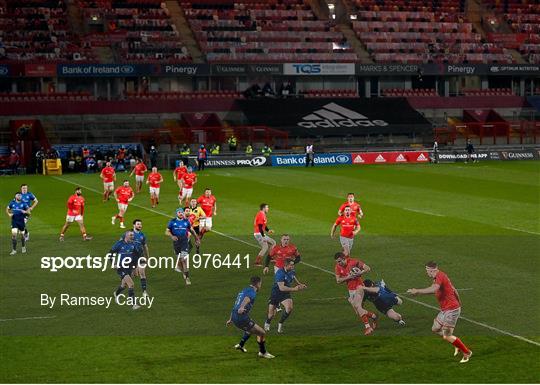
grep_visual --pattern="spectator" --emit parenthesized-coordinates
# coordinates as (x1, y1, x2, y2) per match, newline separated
(85, 156, 97, 173)
(305, 142, 314, 167)
(149, 145, 158, 168)
(262, 82, 275, 97)
(8, 149, 20, 175)
(35, 147, 45, 174)
(228, 135, 238, 152)
(262, 144, 272, 157)
(245, 143, 253, 156)
(116, 146, 127, 171)
(197, 144, 207, 171)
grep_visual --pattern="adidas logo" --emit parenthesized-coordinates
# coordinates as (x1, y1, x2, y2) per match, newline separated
(354, 154, 364, 163)
(375, 154, 386, 163)
(298, 103, 389, 129)
(396, 154, 407, 162)
(417, 153, 428, 162)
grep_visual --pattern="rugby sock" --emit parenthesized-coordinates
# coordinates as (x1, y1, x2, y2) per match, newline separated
(239, 332, 250, 347)
(361, 314, 371, 328)
(279, 311, 290, 324)
(21, 237, 26, 247)
(128, 288, 135, 300)
(184, 271, 190, 278)
(265, 317, 273, 324)
(115, 286, 125, 296)
(367, 311, 376, 319)
(12, 238, 17, 251)
(255, 255, 263, 265)
(257, 340, 267, 354)
(451, 337, 470, 354)
(141, 278, 147, 291)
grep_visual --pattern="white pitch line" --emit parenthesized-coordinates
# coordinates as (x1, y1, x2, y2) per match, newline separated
(0, 316, 56, 322)
(53, 176, 540, 347)
(503, 226, 540, 236)
(403, 208, 445, 217)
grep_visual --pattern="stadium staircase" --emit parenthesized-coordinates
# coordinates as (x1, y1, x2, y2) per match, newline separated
(167, 1, 204, 63)
(95, 47, 115, 64)
(308, 0, 330, 19)
(339, 23, 373, 63)
(67, 1, 85, 36)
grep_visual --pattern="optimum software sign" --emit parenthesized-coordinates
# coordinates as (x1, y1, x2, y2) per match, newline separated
(271, 153, 351, 167)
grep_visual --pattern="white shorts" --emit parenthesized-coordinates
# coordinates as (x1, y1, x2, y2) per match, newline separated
(340, 236, 354, 251)
(149, 187, 160, 196)
(66, 214, 83, 223)
(181, 187, 193, 198)
(118, 203, 129, 212)
(200, 217, 213, 229)
(254, 233, 274, 246)
(135, 175, 144, 183)
(434, 307, 461, 329)
(103, 182, 114, 190)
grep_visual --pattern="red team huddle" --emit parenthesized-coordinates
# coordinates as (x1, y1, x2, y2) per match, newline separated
(55, 158, 472, 364)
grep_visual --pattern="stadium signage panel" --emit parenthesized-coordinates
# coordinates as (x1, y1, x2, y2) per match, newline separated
(487, 64, 540, 74)
(185, 155, 270, 168)
(211, 64, 248, 75)
(271, 153, 352, 167)
(434, 149, 540, 162)
(238, 98, 431, 136)
(0, 65, 9, 76)
(355, 64, 420, 75)
(248, 64, 283, 75)
(351, 151, 430, 164)
(284, 63, 355, 75)
(57, 64, 152, 77)
(24, 64, 57, 77)
(161, 64, 210, 76)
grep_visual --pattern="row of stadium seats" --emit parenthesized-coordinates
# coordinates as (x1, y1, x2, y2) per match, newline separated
(300, 89, 358, 98)
(382, 88, 437, 97)
(462, 88, 514, 96)
(125, 90, 243, 99)
(0, 91, 94, 101)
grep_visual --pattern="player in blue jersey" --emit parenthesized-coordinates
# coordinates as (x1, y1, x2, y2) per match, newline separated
(363, 279, 405, 326)
(226, 276, 274, 359)
(6, 192, 30, 255)
(127, 219, 150, 297)
(264, 258, 307, 333)
(20, 184, 38, 241)
(166, 208, 199, 286)
(110, 231, 144, 310)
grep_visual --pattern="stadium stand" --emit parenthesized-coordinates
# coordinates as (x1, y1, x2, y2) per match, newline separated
(346, 0, 515, 63)
(125, 90, 242, 99)
(382, 88, 437, 97)
(78, 0, 191, 62)
(0, 91, 94, 101)
(0, 0, 96, 62)
(180, 0, 358, 62)
(483, 0, 540, 64)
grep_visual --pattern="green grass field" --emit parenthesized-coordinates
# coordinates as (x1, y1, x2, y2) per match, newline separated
(1, 161, 539, 383)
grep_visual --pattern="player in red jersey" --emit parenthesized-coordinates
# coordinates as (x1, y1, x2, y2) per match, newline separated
(407, 261, 472, 363)
(263, 234, 300, 275)
(253, 203, 276, 266)
(179, 166, 197, 206)
(334, 252, 377, 335)
(338, 192, 364, 218)
(100, 162, 116, 202)
(130, 158, 147, 193)
(331, 206, 360, 256)
(112, 180, 134, 229)
(173, 161, 188, 190)
(146, 166, 163, 208)
(59, 187, 92, 241)
(197, 188, 217, 238)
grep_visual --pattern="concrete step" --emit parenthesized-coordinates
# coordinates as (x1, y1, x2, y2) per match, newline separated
(166, 1, 204, 63)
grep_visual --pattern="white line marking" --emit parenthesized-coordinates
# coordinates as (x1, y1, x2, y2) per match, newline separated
(0, 316, 56, 322)
(53, 176, 540, 347)
(403, 208, 445, 217)
(503, 226, 540, 235)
